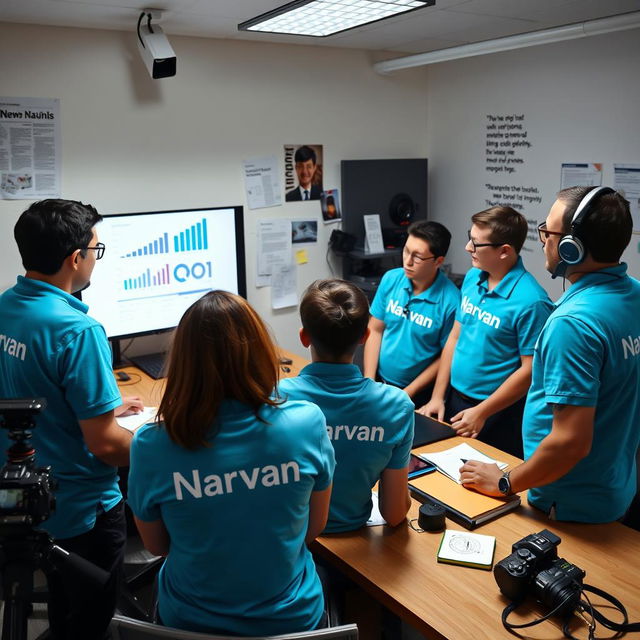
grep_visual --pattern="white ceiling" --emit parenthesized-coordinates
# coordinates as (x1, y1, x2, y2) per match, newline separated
(1, 0, 639, 54)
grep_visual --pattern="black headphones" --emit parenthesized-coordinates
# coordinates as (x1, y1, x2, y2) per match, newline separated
(557, 186, 615, 265)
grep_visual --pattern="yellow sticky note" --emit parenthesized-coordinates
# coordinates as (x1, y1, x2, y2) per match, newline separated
(295, 249, 308, 265)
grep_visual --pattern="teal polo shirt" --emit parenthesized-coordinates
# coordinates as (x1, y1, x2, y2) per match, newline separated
(279, 363, 414, 532)
(0, 276, 122, 539)
(129, 399, 334, 636)
(451, 257, 552, 400)
(523, 264, 640, 523)
(370, 268, 460, 387)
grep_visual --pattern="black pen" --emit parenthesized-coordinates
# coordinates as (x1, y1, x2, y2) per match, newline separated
(460, 458, 469, 464)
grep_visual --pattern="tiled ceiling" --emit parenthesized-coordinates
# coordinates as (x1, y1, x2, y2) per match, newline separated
(1, 0, 639, 54)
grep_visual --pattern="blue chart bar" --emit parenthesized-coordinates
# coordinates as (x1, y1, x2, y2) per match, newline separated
(125, 231, 172, 257)
(173, 217, 208, 253)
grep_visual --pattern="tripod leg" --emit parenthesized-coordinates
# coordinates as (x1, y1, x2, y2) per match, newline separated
(2, 585, 31, 640)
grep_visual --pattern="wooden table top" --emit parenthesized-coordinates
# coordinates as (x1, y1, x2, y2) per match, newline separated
(116, 356, 640, 640)
(313, 437, 640, 639)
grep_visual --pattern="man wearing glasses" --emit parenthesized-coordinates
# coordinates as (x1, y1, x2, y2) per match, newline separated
(0, 199, 142, 640)
(364, 220, 460, 407)
(461, 188, 640, 524)
(419, 206, 552, 458)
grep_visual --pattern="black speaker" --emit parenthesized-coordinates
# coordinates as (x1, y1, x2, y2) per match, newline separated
(341, 158, 428, 249)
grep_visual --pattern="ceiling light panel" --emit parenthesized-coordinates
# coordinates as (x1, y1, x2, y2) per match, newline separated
(238, 0, 435, 37)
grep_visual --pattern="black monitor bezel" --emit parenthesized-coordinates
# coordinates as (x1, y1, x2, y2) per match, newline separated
(92, 205, 246, 342)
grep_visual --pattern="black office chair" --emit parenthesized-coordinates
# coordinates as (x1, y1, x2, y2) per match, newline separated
(109, 615, 358, 640)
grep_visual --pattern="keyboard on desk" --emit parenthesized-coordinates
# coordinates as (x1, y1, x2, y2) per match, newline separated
(128, 352, 166, 380)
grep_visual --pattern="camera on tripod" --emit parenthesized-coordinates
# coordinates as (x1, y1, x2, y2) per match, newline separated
(0, 398, 56, 527)
(494, 529, 585, 615)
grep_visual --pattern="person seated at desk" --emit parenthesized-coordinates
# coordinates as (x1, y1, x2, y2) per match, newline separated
(461, 187, 640, 524)
(279, 279, 414, 531)
(364, 220, 460, 407)
(128, 291, 335, 635)
(419, 206, 552, 458)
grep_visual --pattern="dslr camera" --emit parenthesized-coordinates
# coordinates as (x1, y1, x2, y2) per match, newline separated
(0, 398, 56, 527)
(494, 529, 585, 615)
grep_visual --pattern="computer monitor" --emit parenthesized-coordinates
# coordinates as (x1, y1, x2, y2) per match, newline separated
(82, 205, 245, 375)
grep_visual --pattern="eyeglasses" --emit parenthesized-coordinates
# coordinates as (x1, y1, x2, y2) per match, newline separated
(402, 247, 437, 264)
(84, 242, 106, 260)
(466, 230, 502, 252)
(537, 222, 565, 243)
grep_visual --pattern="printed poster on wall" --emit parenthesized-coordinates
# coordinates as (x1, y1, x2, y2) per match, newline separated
(614, 164, 640, 232)
(559, 163, 602, 190)
(284, 144, 323, 202)
(0, 97, 61, 200)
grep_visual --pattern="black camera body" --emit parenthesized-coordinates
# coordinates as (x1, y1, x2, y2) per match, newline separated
(0, 398, 56, 527)
(494, 529, 585, 615)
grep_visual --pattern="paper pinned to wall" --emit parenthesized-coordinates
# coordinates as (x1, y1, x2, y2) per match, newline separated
(1, 97, 61, 200)
(271, 263, 297, 309)
(257, 218, 291, 280)
(560, 163, 602, 190)
(295, 249, 308, 264)
(243, 155, 282, 209)
(614, 164, 640, 231)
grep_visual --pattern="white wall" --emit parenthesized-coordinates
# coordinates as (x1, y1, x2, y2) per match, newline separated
(425, 29, 640, 301)
(0, 22, 428, 357)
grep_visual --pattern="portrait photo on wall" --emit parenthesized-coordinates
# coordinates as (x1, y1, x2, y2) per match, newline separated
(321, 188, 341, 224)
(284, 144, 323, 202)
(291, 219, 318, 244)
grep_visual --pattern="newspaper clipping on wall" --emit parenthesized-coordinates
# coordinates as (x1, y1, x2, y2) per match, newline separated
(0, 97, 61, 200)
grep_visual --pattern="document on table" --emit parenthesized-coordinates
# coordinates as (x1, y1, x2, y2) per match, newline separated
(419, 443, 507, 484)
(367, 491, 386, 527)
(116, 407, 158, 432)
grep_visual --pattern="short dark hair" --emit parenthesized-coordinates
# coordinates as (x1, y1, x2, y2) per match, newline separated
(294, 145, 317, 165)
(300, 279, 369, 359)
(471, 206, 528, 253)
(14, 199, 102, 275)
(407, 220, 452, 257)
(558, 187, 632, 262)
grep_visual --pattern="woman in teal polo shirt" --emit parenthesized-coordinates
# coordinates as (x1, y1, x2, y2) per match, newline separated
(128, 291, 335, 636)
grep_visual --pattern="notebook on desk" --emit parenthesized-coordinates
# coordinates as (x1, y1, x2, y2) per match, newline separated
(412, 413, 456, 448)
(409, 470, 520, 530)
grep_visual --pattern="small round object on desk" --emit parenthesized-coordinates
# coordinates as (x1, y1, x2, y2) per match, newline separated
(418, 501, 446, 532)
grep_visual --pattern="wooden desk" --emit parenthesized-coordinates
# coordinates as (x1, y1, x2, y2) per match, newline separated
(117, 363, 640, 639)
(114, 348, 309, 404)
(313, 437, 640, 639)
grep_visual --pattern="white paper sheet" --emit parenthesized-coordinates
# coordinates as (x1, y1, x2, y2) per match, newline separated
(419, 443, 507, 484)
(271, 263, 297, 309)
(116, 407, 158, 432)
(1, 97, 61, 199)
(614, 164, 640, 231)
(366, 491, 387, 527)
(363, 214, 385, 254)
(243, 155, 282, 210)
(560, 162, 602, 190)
(257, 218, 291, 278)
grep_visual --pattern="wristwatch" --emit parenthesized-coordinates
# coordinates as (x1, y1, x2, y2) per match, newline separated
(498, 470, 512, 496)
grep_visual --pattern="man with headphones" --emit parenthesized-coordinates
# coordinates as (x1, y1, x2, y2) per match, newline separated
(460, 186, 640, 523)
